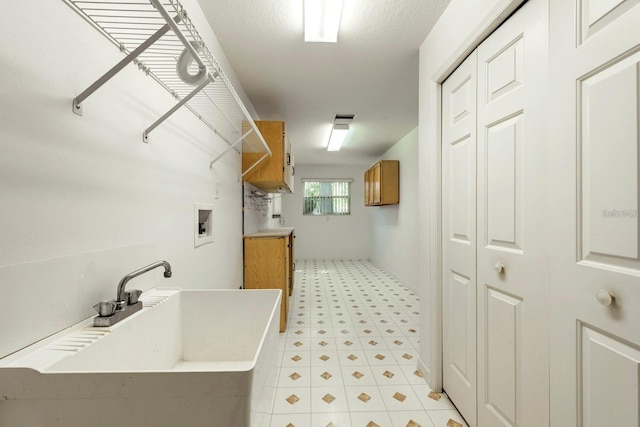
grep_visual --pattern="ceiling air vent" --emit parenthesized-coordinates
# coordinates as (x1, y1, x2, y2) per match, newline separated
(333, 113, 356, 125)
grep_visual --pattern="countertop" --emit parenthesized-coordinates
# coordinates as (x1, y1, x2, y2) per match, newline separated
(244, 227, 294, 238)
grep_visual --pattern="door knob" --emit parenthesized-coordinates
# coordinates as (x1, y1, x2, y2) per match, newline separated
(596, 289, 615, 306)
(494, 262, 505, 273)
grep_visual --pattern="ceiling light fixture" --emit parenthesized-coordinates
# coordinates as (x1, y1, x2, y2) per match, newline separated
(304, 0, 344, 43)
(327, 124, 349, 151)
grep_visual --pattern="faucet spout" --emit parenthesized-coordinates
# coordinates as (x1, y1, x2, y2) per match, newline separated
(116, 260, 172, 307)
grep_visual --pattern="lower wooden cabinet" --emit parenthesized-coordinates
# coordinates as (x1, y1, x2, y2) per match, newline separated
(244, 229, 295, 332)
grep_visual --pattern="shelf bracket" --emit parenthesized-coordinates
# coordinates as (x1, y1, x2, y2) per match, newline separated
(209, 128, 254, 169)
(241, 152, 271, 178)
(72, 14, 182, 116)
(143, 79, 210, 143)
(209, 119, 273, 173)
(238, 118, 273, 176)
(66, 0, 274, 176)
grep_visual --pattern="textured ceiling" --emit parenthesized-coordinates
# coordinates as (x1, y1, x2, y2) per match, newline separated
(197, 0, 451, 165)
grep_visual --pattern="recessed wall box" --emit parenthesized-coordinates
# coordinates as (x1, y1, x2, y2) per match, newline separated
(194, 203, 214, 247)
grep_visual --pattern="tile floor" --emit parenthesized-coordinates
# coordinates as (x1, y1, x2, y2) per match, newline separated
(269, 259, 468, 427)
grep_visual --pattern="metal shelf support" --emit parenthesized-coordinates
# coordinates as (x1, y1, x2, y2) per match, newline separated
(143, 79, 210, 143)
(72, 14, 182, 116)
(209, 128, 254, 169)
(242, 152, 270, 178)
(209, 120, 273, 173)
(65, 0, 273, 172)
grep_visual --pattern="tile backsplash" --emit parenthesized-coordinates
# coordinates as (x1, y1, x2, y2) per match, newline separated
(243, 183, 271, 235)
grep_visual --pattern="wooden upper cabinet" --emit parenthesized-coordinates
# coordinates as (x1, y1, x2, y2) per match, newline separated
(364, 160, 399, 206)
(242, 120, 294, 193)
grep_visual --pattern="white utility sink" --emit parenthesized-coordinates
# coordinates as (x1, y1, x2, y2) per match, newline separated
(0, 288, 282, 427)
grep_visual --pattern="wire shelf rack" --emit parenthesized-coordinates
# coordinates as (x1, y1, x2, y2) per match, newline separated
(64, 0, 271, 170)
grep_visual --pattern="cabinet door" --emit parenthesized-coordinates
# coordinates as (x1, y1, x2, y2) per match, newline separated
(364, 169, 370, 206)
(288, 233, 295, 295)
(367, 168, 374, 205)
(284, 236, 290, 300)
(372, 162, 381, 205)
(379, 161, 399, 205)
(244, 237, 288, 331)
(284, 136, 294, 192)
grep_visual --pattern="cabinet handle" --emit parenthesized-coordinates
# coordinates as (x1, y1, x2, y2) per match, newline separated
(286, 153, 291, 165)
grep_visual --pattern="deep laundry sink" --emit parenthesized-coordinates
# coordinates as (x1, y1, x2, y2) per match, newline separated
(0, 288, 282, 427)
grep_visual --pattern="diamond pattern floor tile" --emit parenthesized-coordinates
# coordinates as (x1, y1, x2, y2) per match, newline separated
(269, 260, 466, 426)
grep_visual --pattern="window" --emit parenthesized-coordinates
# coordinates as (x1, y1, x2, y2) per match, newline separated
(303, 179, 352, 215)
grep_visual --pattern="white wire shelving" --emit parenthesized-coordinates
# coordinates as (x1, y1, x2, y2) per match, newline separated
(64, 0, 271, 172)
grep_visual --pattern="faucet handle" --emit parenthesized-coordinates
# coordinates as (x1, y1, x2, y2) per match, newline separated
(126, 289, 143, 305)
(93, 300, 117, 317)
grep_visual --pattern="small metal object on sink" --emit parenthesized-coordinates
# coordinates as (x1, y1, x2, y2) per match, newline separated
(116, 260, 172, 310)
(92, 260, 172, 327)
(126, 289, 142, 305)
(93, 300, 118, 317)
(94, 301, 143, 327)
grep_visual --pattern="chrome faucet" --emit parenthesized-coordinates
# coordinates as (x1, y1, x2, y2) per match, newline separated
(93, 260, 172, 327)
(116, 260, 172, 309)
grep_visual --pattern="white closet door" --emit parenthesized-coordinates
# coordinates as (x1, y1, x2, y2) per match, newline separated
(549, 1, 640, 426)
(442, 50, 478, 427)
(476, 1, 549, 426)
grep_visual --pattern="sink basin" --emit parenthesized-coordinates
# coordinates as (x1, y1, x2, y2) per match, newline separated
(0, 288, 282, 427)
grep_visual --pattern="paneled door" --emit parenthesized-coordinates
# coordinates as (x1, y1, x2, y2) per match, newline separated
(443, 2, 550, 425)
(475, 1, 549, 426)
(442, 50, 478, 427)
(549, 1, 640, 426)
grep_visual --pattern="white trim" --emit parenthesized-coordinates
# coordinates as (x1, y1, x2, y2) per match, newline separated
(418, 0, 525, 392)
(418, 356, 432, 387)
(432, 0, 523, 83)
(301, 178, 354, 183)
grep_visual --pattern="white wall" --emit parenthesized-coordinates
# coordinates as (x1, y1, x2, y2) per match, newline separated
(417, 0, 524, 390)
(0, 1, 253, 358)
(371, 128, 419, 293)
(267, 195, 287, 230)
(280, 164, 372, 259)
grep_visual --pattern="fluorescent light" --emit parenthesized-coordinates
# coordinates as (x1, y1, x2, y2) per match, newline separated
(304, 0, 344, 43)
(327, 124, 349, 151)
